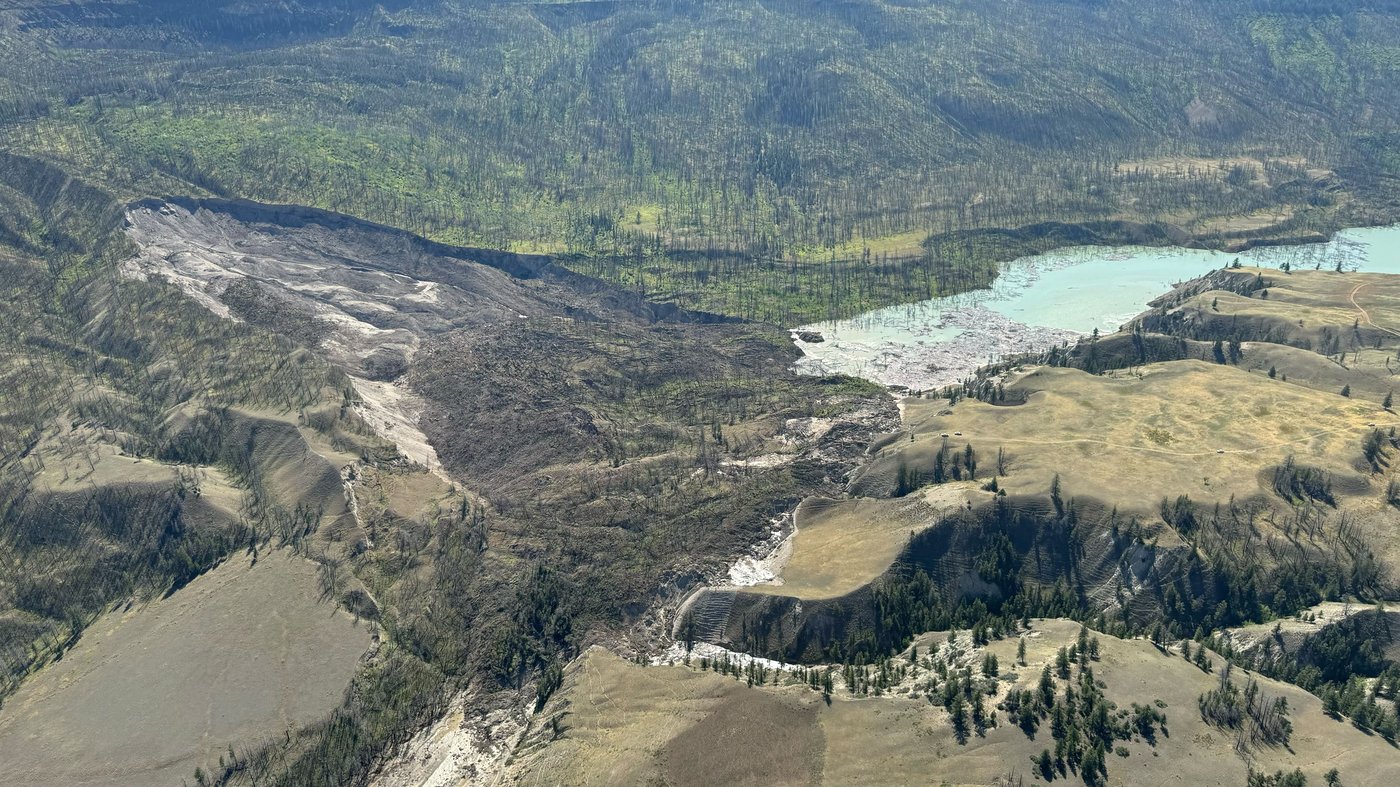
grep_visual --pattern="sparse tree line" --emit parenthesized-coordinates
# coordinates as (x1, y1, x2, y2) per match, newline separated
(895, 441, 979, 496)
(1195, 611, 1400, 741)
(1198, 661, 1294, 753)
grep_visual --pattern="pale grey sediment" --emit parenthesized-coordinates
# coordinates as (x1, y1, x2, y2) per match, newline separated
(794, 305, 1079, 391)
(791, 224, 1400, 390)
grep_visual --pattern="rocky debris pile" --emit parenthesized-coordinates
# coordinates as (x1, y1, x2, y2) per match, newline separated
(795, 305, 1080, 390)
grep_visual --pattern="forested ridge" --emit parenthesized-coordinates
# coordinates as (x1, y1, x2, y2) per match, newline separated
(5, 0, 1400, 320)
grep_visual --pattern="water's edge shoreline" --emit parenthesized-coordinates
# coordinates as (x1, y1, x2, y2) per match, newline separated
(792, 219, 1400, 390)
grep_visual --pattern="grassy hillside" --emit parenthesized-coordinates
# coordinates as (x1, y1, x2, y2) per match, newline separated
(508, 621, 1400, 786)
(869, 361, 1391, 511)
(0, 551, 372, 787)
(645, 266, 1400, 776)
(0, 163, 356, 693)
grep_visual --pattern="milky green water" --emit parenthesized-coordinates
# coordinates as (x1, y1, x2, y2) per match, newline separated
(793, 225, 1400, 389)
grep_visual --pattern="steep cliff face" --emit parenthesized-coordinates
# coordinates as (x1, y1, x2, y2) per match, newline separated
(689, 492, 1204, 664)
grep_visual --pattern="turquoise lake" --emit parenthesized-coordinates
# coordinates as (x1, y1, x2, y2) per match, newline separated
(793, 225, 1400, 390)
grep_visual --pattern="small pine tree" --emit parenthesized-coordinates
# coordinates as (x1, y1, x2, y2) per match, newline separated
(971, 692, 987, 730)
(1385, 391, 1393, 410)
(1341, 384, 1352, 398)
(1082, 743, 1107, 787)
(1035, 749, 1054, 780)
(950, 694, 969, 743)
(1268, 365, 1277, 379)
(1039, 664, 1056, 708)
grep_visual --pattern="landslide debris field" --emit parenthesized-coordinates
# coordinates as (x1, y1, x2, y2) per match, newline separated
(7, 1, 1400, 784)
(0, 176, 894, 787)
(121, 197, 707, 472)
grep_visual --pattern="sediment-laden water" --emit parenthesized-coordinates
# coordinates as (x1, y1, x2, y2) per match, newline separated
(793, 225, 1400, 389)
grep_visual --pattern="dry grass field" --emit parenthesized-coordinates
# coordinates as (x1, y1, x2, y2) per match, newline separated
(867, 360, 1394, 515)
(741, 484, 983, 600)
(1195, 268, 1400, 346)
(507, 621, 1400, 787)
(0, 396, 406, 787)
(0, 550, 372, 787)
(504, 647, 825, 787)
(1160, 267, 1400, 402)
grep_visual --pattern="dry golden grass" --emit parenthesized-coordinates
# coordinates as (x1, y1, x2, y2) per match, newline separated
(506, 647, 823, 787)
(1251, 268, 1400, 326)
(879, 360, 1395, 517)
(742, 485, 982, 600)
(511, 623, 1400, 787)
(0, 551, 371, 787)
(1191, 268, 1400, 345)
(1175, 267, 1400, 401)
